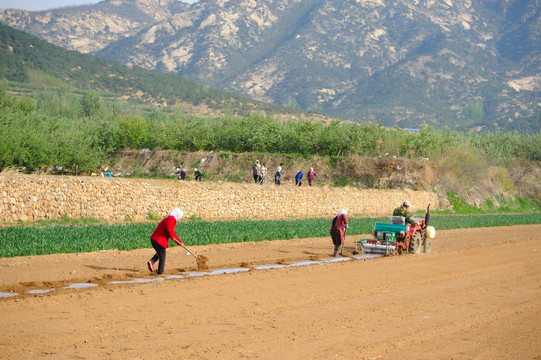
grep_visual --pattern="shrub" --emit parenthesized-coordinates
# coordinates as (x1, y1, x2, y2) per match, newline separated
(117, 115, 147, 150)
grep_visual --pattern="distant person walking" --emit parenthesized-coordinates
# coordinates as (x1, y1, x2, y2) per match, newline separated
(295, 170, 304, 186)
(147, 208, 184, 275)
(194, 168, 202, 181)
(259, 165, 267, 184)
(177, 162, 187, 180)
(252, 160, 262, 184)
(275, 163, 284, 185)
(330, 209, 348, 257)
(307, 167, 318, 187)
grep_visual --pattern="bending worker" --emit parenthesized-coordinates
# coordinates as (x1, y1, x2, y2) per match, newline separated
(330, 209, 348, 257)
(147, 208, 184, 275)
(393, 201, 418, 226)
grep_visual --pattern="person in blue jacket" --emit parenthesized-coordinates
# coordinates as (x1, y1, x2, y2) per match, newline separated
(295, 170, 304, 186)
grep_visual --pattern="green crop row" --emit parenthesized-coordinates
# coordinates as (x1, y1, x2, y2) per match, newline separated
(0, 213, 539, 258)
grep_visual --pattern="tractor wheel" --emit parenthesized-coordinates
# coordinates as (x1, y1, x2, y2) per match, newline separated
(423, 237, 432, 254)
(409, 232, 423, 254)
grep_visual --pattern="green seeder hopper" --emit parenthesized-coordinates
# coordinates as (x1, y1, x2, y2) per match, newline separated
(355, 223, 406, 255)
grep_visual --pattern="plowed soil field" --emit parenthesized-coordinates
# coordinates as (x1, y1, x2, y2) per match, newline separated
(1, 225, 540, 359)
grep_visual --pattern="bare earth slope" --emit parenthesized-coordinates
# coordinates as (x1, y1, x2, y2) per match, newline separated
(0, 225, 540, 359)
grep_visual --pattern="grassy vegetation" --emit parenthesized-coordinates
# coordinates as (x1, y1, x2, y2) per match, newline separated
(424, 193, 540, 215)
(427, 213, 540, 230)
(31, 215, 103, 227)
(0, 214, 539, 258)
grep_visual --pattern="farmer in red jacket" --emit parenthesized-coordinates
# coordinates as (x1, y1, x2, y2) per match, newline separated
(307, 167, 318, 186)
(330, 209, 348, 257)
(147, 208, 183, 274)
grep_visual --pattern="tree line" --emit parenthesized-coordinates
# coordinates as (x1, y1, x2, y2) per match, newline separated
(1, 83, 539, 175)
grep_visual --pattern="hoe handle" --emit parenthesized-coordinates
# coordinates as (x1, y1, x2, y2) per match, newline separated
(341, 229, 347, 255)
(180, 244, 199, 260)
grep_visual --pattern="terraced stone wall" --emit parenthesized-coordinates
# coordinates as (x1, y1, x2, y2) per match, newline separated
(0, 173, 439, 222)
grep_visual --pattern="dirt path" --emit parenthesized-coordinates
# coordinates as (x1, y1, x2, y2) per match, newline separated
(1, 225, 540, 359)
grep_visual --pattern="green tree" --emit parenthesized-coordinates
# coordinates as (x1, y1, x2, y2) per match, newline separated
(463, 100, 485, 127)
(117, 115, 147, 150)
(80, 91, 103, 118)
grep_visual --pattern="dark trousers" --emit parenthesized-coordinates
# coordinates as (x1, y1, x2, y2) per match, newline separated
(253, 175, 261, 183)
(330, 227, 343, 255)
(195, 174, 202, 181)
(150, 239, 166, 274)
(275, 174, 281, 185)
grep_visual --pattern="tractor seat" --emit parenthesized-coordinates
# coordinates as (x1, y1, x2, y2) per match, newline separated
(390, 216, 405, 225)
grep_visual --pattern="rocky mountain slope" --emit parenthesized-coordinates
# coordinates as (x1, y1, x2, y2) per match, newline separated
(1, 0, 539, 131)
(0, 22, 323, 119)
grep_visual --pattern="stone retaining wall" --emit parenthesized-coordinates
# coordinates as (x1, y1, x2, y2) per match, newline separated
(0, 173, 439, 222)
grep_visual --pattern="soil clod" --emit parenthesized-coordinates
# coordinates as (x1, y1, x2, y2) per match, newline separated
(196, 255, 209, 271)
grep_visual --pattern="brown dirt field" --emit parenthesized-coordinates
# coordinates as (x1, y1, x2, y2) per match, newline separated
(1, 225, 540, 359)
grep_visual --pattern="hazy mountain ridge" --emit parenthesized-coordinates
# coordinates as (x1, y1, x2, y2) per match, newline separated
(0, 0, 539, 131)
(0, 0, 186, 54)
(0, 21, 324, 121)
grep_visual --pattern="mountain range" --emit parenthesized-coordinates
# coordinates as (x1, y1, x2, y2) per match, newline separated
(0, 0, 540, 132)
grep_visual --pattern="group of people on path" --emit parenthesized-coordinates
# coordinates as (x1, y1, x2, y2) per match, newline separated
(147, 200, 416, 274)
(294, 168, 318, 186)
(176, 162, 202, 181)
(253, 160, 318, 186)
(176, 159, 320, 186)
(251, 160, 268, 184)
(252, 160, 285, 185)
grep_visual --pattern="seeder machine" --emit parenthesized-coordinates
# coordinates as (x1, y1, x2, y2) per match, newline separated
(354, 204, 436, 256)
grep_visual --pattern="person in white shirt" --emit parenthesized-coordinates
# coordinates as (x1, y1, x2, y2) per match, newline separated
(275, 163, 284, 185)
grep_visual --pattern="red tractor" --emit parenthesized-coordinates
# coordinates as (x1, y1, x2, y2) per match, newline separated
(355, 205, 435, 255)
(398, 206, 432, 254)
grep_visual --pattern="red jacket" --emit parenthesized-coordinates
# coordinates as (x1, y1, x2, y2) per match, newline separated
(150, 216, 181, 248)
(330, 213, 348, 243)
(332, 213, 348, 231)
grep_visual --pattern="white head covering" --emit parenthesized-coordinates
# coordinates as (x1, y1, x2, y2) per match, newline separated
(338, 209, 347, 215)
(403, 201, 412, 207)
(168, 208, 184, 221)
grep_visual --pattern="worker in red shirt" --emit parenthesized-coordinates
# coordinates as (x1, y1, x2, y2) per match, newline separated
(330, 209, 348, 257)
(307, 167, 318, 186)
(147, 208, 184, 274)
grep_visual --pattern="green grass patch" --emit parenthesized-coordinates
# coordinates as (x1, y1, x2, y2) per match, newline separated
(188, 214, 203, 222)
(27, 69, 68, 88)
(332, 175, 355, 187)
(426, 213, 540, 230)
(147, 212, 161, 221)
(124, 171, 174, 180)
(0, 213, 539, 258)
(440, 192, 540, 214)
